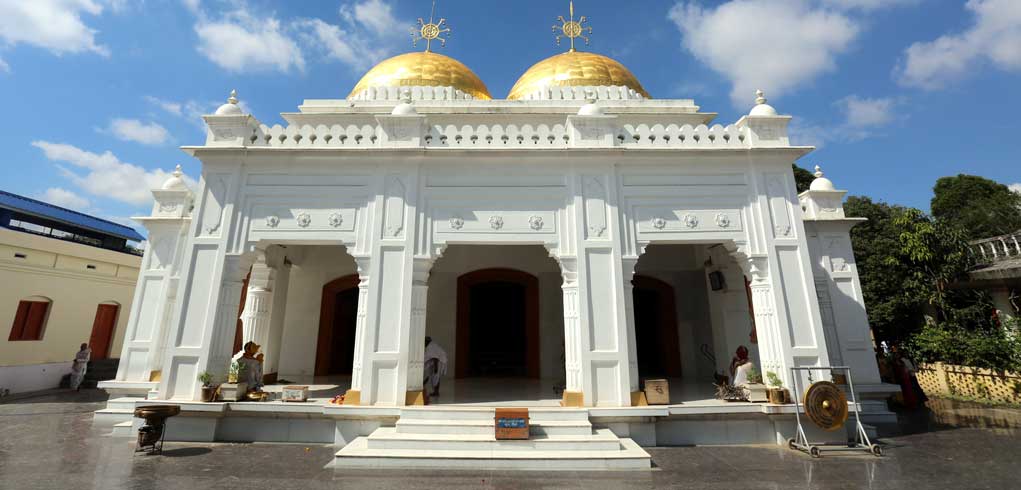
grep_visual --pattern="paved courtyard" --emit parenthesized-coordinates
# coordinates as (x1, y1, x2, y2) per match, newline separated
(1, 391, 1019, 490)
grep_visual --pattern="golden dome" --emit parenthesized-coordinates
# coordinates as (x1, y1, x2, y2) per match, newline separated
(507, 51, 650, 100)
(348, 51, 492, 100)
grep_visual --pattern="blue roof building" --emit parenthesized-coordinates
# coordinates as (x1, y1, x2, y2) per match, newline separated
(0, 190, 144, 255)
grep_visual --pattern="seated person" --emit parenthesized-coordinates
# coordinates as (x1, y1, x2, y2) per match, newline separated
(237, 341, 265, 392)
(729, 345, 755, 386)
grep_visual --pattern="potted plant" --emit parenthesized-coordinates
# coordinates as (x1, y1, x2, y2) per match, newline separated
(714, 383, 748, 402)
(197, 372, 217, 402)
(766, 371, 791, 404)
(742, 366, 769, 403)
(219, 361, 248, 402)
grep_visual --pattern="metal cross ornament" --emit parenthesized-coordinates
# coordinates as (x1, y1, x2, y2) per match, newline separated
(411, 1, 450, 52)
(553, 1, 592, 51)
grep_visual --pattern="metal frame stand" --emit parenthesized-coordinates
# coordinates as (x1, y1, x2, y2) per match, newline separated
(787, 366, 881, 458)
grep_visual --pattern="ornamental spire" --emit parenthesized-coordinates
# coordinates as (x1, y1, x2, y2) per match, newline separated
(411, 0, 450, 52)
(553, 1, 592, 52)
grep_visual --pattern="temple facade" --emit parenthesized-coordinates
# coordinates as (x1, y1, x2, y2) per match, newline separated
(99, 14, 888, 436)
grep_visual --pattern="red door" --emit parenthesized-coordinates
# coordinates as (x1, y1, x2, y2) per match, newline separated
(89, 304, 119, 360)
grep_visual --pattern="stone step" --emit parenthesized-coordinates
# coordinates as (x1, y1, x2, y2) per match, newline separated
(366, 427, 622, 451)
(92, 408, 134, 426)
(110, 421, 135, 438)
(399, 407, 590, 422)
(332, 437, 651, 471)
(105, 397, 140, 411)
(394, 418, 593, 436)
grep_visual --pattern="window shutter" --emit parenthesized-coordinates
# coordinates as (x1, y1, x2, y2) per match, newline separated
(8, 301, 31, 341)
(23, 302, 49, 340)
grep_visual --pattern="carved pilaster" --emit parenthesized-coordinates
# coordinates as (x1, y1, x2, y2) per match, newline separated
(208, 255, 249, 381)
(240, 254, 276, 357)
(407, 258, 433, 393)
(745, 256, 787, 385)
(349, 256, 372, 392)
(559, 257, 583, 397)
(621, 257, 640, 393)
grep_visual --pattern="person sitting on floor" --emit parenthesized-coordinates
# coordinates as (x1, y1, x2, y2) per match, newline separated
(423, 336, 448, 398)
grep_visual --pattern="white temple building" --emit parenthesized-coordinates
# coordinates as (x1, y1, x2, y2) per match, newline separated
(96, 8, 895, 467)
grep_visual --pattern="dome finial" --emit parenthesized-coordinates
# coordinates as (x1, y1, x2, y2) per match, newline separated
(809, 164, 836, 191)
(749, 88, 778, 116)
(411, 1, 450, 53)
(554, 1, 592, 52)
(814, 165, 823, 178)
(173, 164, 183, 178)
(228, 89, 238, 105)
(215, 89, 243, 115)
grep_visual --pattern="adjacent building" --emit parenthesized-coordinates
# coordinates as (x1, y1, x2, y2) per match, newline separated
(0, 190, 142, 395)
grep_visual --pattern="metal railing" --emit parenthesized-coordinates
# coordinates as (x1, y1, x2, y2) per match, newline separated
(970, 231, 1021, 265)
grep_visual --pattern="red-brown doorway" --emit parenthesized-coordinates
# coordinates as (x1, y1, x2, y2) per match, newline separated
(316, 275, 360, 377)
(89, 303, 119, 360)
(456, 268, 540, 379)
(632, 275, 682, 378)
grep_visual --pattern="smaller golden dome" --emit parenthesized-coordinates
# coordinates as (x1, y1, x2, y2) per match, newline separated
(507, 51, 650, 100)
(348, 51, 492, 100)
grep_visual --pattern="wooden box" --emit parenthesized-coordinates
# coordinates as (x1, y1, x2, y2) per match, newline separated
(495, 408, 529, 440)
(644, 379, 670, 405)
(281, 385, 309, 403)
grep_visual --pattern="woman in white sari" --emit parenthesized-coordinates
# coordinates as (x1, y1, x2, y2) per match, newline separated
(70, 343, 91, 391)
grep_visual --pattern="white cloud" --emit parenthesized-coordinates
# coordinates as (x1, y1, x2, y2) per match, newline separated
(0, 56, 8, 73)
(32, 141, 196, 206)
(340, 0, 397, 38)
(839, 95, 896, 128)
(38, 188, 91, 209)
(898, 0, 1021, 90)
(0, 0, 111, 58)
(1010, 183, 1021, 194)
(669, 0, 858, 107)
(819, 0, 918, 11)
(187, 0, 405, 74)
(143, 95, 183, 116)
(789, 94, 900, 147)
(105, 118, 170, 145)
(195, 10, 305, 73)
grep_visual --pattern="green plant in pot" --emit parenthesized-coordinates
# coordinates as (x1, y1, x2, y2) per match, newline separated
(765, 371, 791, 404)
(742, 366, 769, 403)
(197, 371, 217, 402)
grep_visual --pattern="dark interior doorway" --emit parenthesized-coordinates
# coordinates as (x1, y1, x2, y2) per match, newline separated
(316, 275, 360, 376)
(632, 275, 682, 378)
(456, 268, 539, 378)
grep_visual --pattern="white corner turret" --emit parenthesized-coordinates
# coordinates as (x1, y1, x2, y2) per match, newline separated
(161, 165, 189, 191)
(749, 90, 778, 117)
(799, 165, 852, 221)
(391, 97, 418, 116)
(577, 98, 605, 116)
(215, 89, 243, 116)
(809, 165, 836, 191)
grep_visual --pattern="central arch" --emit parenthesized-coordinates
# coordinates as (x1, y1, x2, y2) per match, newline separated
(632, 275, 682, 378)
(456, 268, 540, 379)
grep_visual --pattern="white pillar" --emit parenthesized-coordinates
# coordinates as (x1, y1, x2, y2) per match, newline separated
(991, 288, 1017, 325)
(744, 256, 788, 384)
(559, 257, 584, 404)
(239, 254, 276, 356)
(346, 256, 371, 402)
(621, 256, 640, 395)
(405, 258, 433, 404)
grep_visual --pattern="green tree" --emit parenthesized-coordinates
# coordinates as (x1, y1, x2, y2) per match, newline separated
(892, 208, 975, 318)
(845, 196, 927, 343)
(931, 174, 1021, 239)
(792, 164, 814, 194)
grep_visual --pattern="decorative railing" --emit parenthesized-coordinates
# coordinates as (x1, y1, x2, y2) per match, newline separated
(242, 122, 750, 150)
(970, 231, 1021, 265)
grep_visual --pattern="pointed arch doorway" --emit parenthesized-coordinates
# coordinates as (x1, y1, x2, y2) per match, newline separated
(455, 268, 540, 379)
(315, 275, 360, 377)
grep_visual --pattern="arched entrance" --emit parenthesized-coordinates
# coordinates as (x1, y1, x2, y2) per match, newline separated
(315, 275, 360, 377)
(456, 268, 540, 379)
(632, 275, 682, 378)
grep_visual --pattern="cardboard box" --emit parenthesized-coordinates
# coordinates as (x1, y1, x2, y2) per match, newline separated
(644, 379, 670, 405)
(495, 408, 529, 440)
(281, 385, 309, 402)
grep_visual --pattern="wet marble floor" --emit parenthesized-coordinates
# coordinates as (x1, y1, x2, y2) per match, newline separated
(1, 390, 1019, 489)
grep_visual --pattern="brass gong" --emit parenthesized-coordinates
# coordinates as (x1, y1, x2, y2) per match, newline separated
(803, 381, 848, 431)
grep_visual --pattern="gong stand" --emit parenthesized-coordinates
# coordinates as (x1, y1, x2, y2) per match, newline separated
(788, 366, 881, 458)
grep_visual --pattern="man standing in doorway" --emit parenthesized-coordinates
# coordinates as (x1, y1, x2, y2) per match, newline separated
(424, 336, 448, 398)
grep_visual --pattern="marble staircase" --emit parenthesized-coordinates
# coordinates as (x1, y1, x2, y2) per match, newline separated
(332, 407, 652, 470)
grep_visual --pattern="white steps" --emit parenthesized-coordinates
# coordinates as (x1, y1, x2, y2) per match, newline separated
(333, 407, 652, 470)
(92, 397, 141, 427)
(110, 421, 135, 437)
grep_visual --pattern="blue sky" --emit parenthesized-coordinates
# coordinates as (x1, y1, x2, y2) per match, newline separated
(1, 0, 1019, 234)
